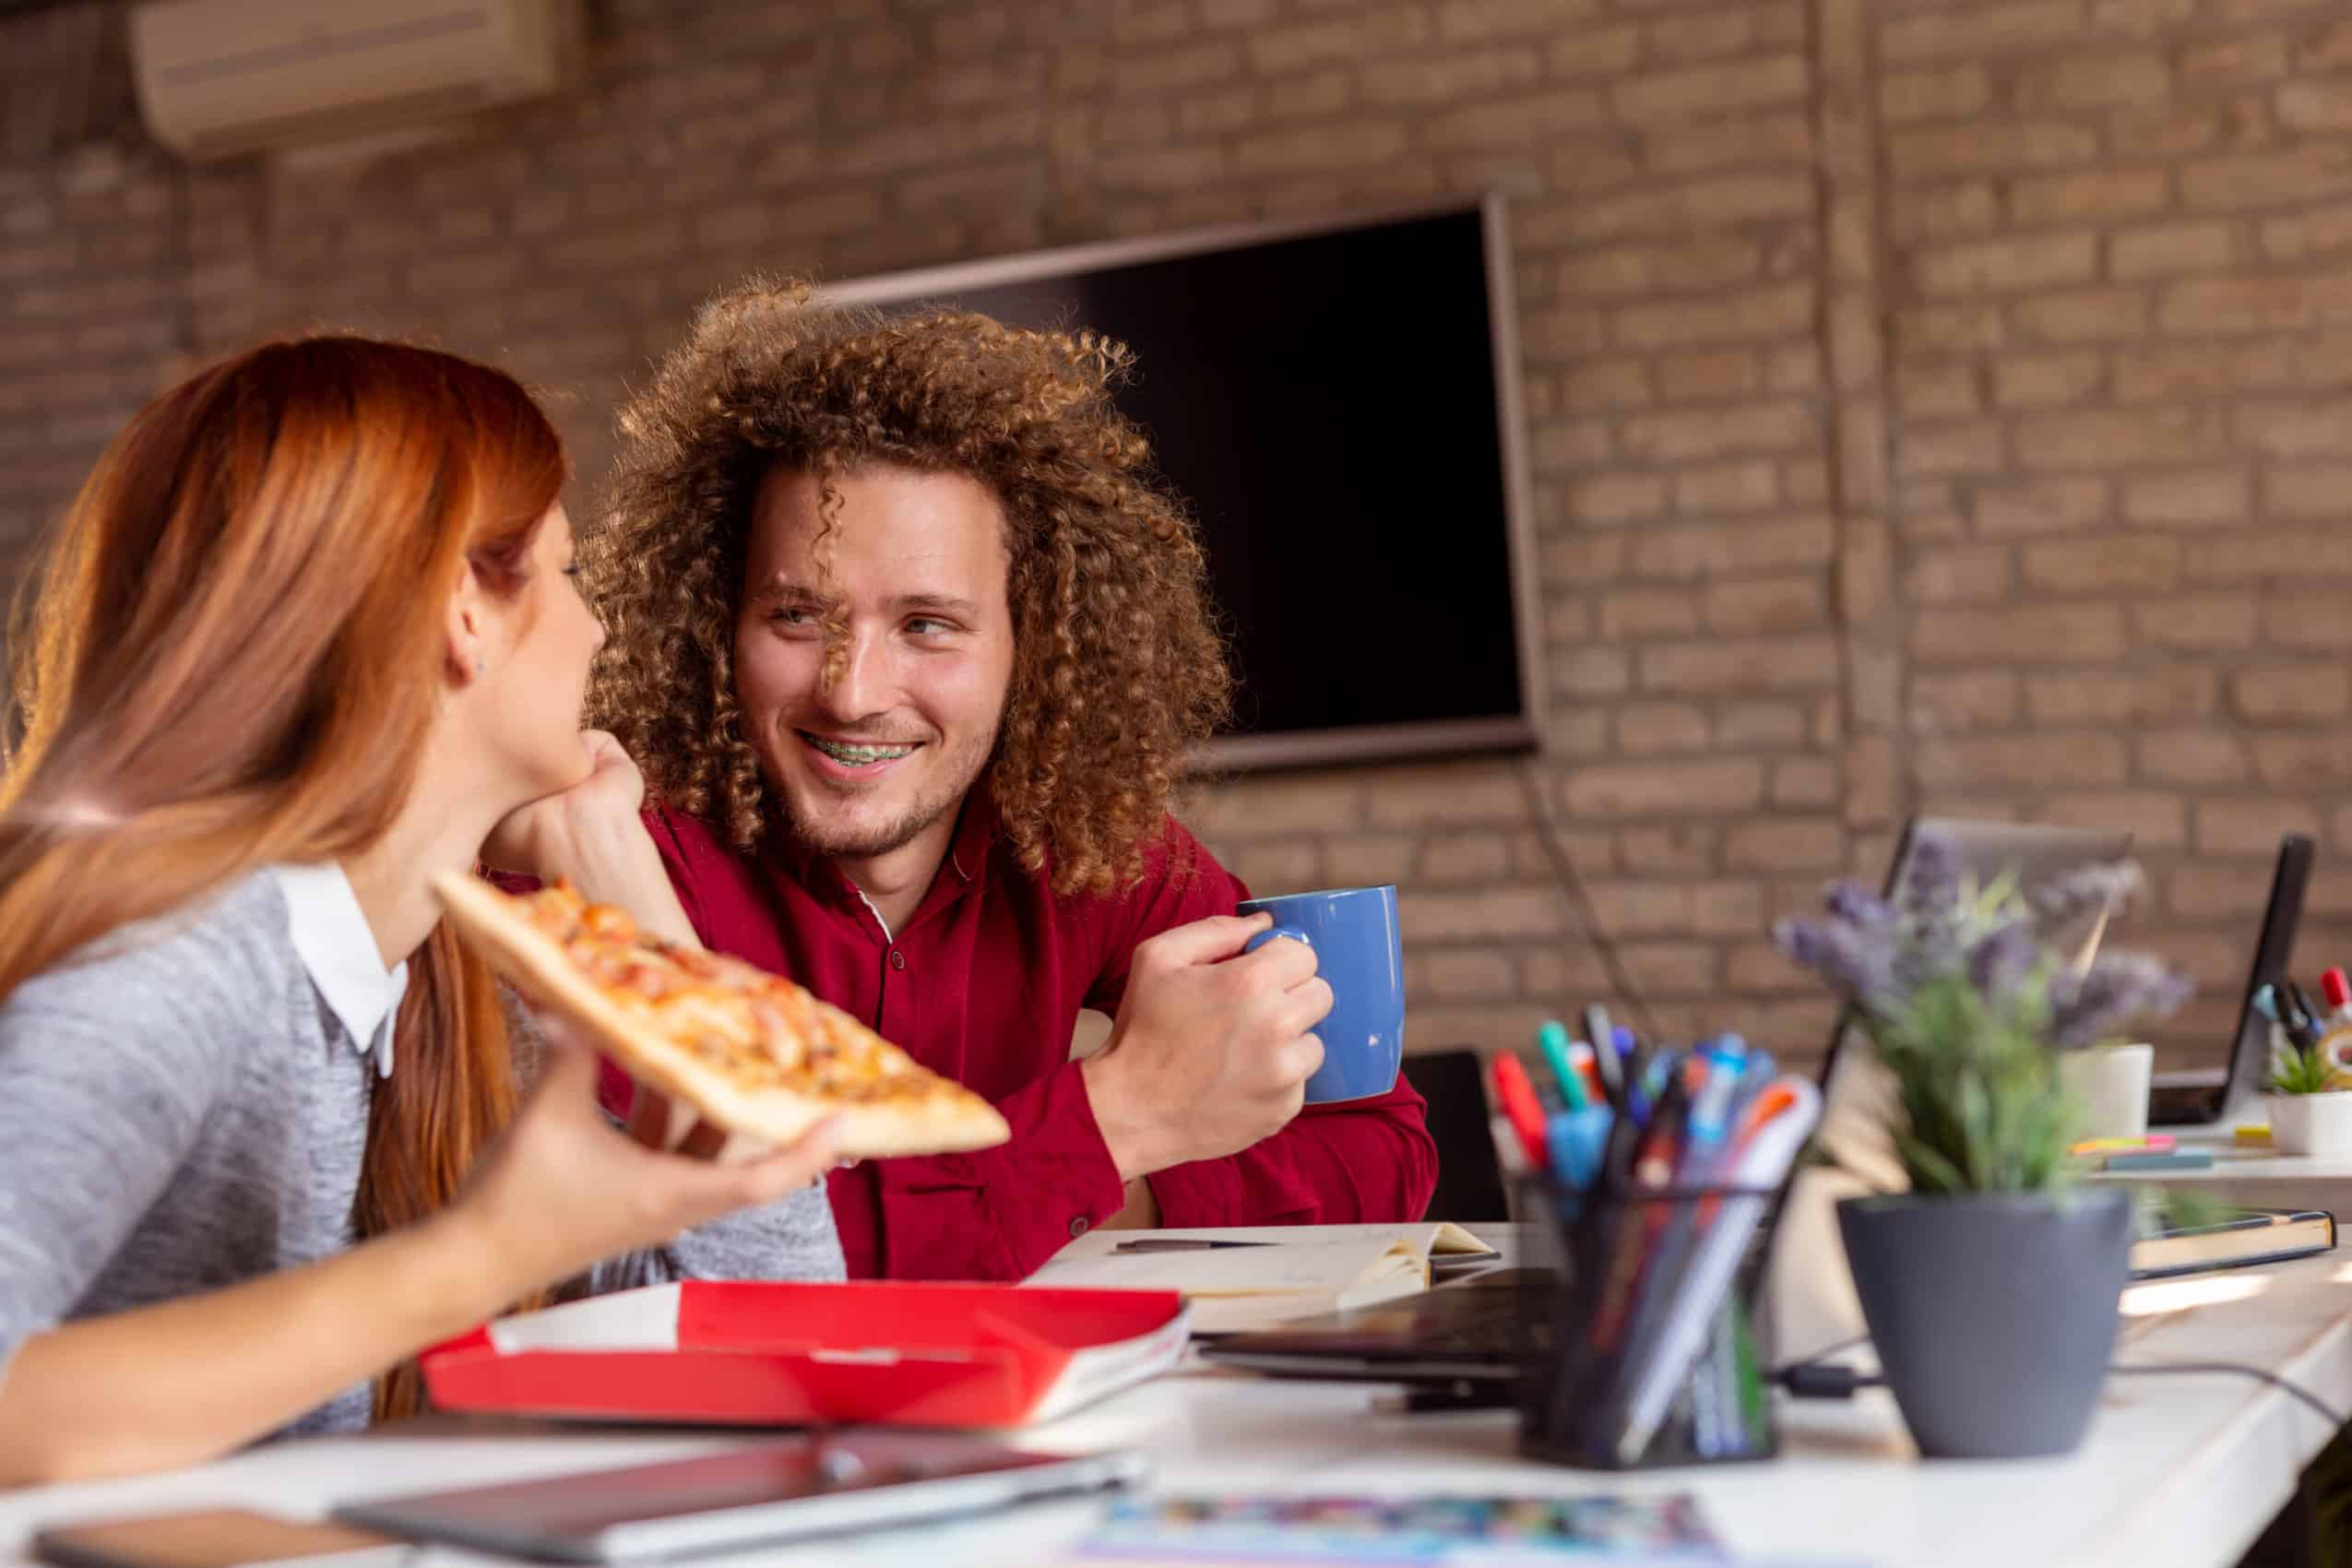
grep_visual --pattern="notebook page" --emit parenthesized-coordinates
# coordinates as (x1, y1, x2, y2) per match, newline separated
(1025, 1236, 1418, 1299)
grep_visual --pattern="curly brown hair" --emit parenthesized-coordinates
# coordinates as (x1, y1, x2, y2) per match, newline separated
(583, 276, 1231, 897)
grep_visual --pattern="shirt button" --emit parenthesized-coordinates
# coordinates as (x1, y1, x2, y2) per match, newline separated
(888, 949, 907, 970)
(1069, 1216, 1091, 1238)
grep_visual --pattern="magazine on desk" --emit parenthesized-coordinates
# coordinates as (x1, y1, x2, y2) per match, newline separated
(1067, 1491, 1872, 1565)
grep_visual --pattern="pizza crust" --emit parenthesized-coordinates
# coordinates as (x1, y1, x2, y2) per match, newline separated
(432, 872, 1010, 1161)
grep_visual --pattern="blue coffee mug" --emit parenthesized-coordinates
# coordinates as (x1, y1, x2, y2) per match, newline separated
(1240, 885, 1405, 1104)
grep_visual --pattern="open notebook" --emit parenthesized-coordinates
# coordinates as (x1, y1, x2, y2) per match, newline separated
(1024, 1224, 1496, 1336)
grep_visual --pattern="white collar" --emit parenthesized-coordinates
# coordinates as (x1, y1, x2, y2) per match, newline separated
(266, 862, 408, 1079)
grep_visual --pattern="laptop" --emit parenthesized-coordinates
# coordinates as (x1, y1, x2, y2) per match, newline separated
(2147, 831, 2312, 1126)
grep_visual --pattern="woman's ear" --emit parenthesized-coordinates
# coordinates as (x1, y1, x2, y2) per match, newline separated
(445, 564, 489, 683)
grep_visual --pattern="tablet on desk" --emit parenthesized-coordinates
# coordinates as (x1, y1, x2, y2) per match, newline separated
(333, 1433, 1146, 1564)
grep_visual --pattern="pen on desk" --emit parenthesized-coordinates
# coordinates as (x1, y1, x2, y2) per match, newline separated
(1537, 1019, 1586, 1111)
(1588, 1070, 1691, 1352)
(1491, 1111, 1532, 1177)
(1621, 1033, 1653, 1124)
(1634, 1047, 1679, 1131)
(1546, 1103, 1612, 1191)
(2285, 982, 2323, 1051)
(1113, 1240, 1275, 1253)
(1602, 1049, 1739, 1431)
(1722, 1039, 1770, 1127)
(1583, 1004, 1623, 1107)
(1491, 1052, 1552, 1173)
(1615, 1078, 1821, 1463)
(1679, 1039, 1745, 1182)
(1596, 1074, 1645, 1189)
(1568, 1043, 1610, 1107)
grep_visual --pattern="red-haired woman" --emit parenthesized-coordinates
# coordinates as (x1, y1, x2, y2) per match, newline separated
(0, 338, 840, 1485)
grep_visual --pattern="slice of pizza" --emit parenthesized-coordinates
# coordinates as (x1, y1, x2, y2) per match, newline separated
(431, 872, 1010, 1160)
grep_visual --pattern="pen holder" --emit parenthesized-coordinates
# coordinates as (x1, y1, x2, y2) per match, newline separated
(1514, 1175, 1781, 1470)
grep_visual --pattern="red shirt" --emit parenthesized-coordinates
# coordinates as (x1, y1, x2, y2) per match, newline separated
(628, 797, 1435, 1280)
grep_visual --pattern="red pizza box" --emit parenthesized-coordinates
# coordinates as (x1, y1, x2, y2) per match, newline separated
(422, 1280, 1190, 1430)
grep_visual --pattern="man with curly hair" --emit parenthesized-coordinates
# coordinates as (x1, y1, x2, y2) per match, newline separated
(504, 279, 1435, 1281)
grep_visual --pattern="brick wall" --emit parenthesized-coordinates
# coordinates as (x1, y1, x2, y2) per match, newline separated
(4, 0, 2346, 1071)
(1871, 0, 2352, 1058)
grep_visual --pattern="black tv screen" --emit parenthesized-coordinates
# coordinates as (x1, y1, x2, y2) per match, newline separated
(821, 198, 1538, 772)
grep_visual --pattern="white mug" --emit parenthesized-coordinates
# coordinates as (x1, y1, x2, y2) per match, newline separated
(2057, 1042, 2153, 1141)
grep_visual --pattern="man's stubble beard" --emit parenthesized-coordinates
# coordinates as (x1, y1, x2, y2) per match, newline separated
(766, 720, 1000, 861)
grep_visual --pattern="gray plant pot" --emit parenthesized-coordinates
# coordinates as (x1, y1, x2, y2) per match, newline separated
(1836, 1187, 2132, 1458)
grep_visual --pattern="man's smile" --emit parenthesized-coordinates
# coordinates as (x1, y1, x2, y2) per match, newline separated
(799, 730, 921, 771)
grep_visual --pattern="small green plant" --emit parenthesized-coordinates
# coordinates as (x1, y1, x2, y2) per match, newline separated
(2270, 1039, 2335, 1097)
(1776, 830, 2192, 1198)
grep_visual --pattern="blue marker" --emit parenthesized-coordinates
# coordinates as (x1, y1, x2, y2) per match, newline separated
(1546, 1104, 1614, 1191)
(1633, 1048, 1677, 1127)
(1727, 1043, 1776, 1124)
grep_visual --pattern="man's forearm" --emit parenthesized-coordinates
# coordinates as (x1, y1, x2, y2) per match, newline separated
(1078, 1051, 1177, 1182)
(1146, 1096, 1438, 1230)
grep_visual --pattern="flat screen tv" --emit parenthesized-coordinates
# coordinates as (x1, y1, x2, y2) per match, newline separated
(817, 196, 1540, 773)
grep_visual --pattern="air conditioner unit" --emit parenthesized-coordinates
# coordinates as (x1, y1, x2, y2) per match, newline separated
(129, 0, 582, 160)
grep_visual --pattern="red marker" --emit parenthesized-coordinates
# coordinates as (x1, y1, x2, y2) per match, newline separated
(1491, 1052, 1551, 1173)
(2324, 968, 2350, 1019)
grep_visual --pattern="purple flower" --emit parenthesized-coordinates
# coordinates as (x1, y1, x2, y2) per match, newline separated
(2029, 861, 2144, 932)
(1825, 880, 1896, 931)
(1895, 904, 1969, 992)
(1900, 827, 1956, 902)
(1968, 920, 2038, 1002)
(2049, 952, 2194, 1049)
(1903, 829, 1962, 918)
(1774, 915, 1899, 1008)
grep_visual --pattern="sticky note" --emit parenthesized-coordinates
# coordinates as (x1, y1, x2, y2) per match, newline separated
(2101, 1149, 2215, 1172)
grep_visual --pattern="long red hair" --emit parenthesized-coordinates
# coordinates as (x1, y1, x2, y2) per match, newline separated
(0, 337, 565, 1418)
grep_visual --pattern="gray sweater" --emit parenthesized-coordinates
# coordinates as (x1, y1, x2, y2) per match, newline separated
(0, 872, 843, 1437)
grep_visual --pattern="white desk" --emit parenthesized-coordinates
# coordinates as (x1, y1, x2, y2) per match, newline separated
(2096, 1122, 2352, 1216)
(6, 1253, 2352, 1568)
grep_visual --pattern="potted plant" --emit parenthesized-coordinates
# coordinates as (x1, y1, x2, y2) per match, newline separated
(1775, 831, 2192, 1458)
(2268, 1036, 2352, 1157)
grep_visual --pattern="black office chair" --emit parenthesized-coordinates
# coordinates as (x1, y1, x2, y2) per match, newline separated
(1399, 1048, 1508, 1223)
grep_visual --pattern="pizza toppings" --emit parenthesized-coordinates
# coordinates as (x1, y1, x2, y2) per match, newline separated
(432, 873, 1011, 1158)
